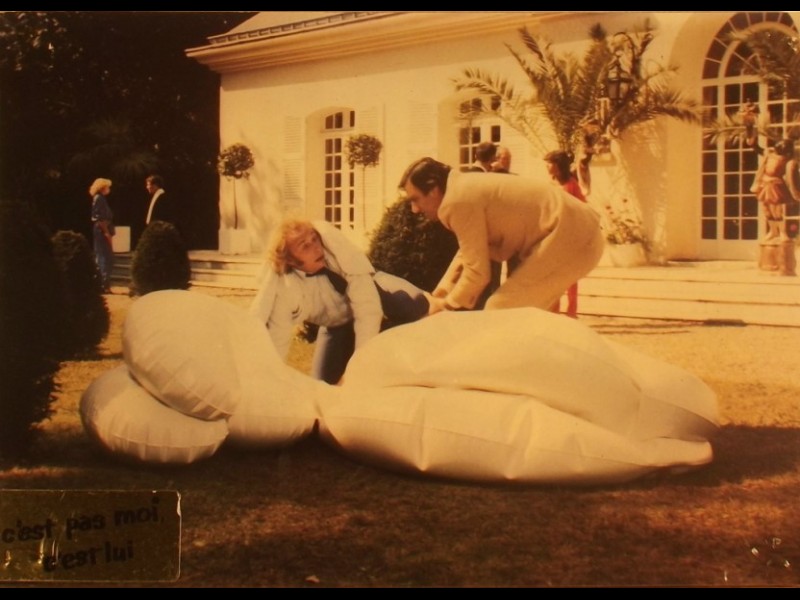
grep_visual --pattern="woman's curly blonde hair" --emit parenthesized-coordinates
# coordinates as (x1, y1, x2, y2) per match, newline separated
(88, 178, 112, 197)
(267, 219, 317, 273)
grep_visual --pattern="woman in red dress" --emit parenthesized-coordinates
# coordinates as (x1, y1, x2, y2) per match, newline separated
(544, 150, 591, 318)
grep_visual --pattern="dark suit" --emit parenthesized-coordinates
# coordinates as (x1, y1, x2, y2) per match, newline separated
(147, 191, 178, 229)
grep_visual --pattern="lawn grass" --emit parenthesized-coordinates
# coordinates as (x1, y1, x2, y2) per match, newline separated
(1, 286, 798, 588)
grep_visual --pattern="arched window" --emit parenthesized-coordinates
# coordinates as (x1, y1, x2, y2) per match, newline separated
(701, 12, 799, 255)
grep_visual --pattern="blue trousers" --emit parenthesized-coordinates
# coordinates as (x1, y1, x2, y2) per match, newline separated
(93, 226, 114, 291)
(310, 272, 429, 384)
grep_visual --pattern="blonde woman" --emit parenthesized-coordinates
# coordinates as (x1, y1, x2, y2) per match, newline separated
(89, 178, 115, 293)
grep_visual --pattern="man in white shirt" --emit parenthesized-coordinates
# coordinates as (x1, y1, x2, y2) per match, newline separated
(250, 219, 429, 384)
(144, 174, 177, 228)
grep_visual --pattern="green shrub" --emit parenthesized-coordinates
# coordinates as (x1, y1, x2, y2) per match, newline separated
(368, 201, 458, 292)
(51, 230, 110, 356)
(0, 200, 67, 456)
(131, 220, 191, 295)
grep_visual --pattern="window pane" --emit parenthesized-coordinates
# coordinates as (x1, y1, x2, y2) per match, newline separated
(702, 219, 717, 239)
(702, 175, 717, 195)
(702, 86, 718, 106)
(742, 82, 758, 103)
(743, 150, 759, 171)
(702, 152, 717, 173)
(724, 196, 739, 217)
(702, 196, 717, 217)
(742, 219, 759, 240)
(724, 85, 741, 106)
(724, 174, 739, 194)
(724, 151, 740, 171)
(723, 219, 740, 239)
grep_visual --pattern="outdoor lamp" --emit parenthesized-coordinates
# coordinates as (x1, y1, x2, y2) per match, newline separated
(605, 32, 640, 104)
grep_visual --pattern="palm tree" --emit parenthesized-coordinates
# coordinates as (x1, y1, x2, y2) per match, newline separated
(453, 22, 701, 157)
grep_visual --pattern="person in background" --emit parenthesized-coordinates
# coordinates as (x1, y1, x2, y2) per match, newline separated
(544, 150, 590, 318)
(89, 177, 115, 294)
(145, 174, 178, 229)
(250, 218, 429, 384)
(399, 157, 603, 314)
(464, 141, 497, 173)
(491, 146, 513, 174)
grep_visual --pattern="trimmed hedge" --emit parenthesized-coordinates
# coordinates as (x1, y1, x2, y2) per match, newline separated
(368, 200, 458, 292)
(131, 220, 191, 296)
(0, 200, 67, 456)
(51, 230, 110, 355)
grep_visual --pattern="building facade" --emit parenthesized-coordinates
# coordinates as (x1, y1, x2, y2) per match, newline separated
(187, 11, 799, 260)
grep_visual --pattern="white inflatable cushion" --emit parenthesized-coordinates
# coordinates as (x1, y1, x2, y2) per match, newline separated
(123, 289, 319, 445)
(319, 386, 715, 485)
(342, 308, 719, 440)
(80, 365, 228, 464)
(226, 378, 323, 448)
(318, 308, 720, 484)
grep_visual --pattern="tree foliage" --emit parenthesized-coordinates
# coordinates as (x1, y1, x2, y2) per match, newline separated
(453, 22, 701, 156)
(217, 143, 255, 229)
(346, 134, 383, 169)
(0, 199, 67, 456)
(51, 230, 110, 356)
(368, 201, 458, 293)
(131, 220, 192, 296)
(0, 11, 256, 248)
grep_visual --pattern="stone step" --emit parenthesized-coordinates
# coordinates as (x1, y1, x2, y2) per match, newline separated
(109, 251, 800, 327)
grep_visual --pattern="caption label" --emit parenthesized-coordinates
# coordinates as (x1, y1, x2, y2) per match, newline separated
(0, 490, 180, 582)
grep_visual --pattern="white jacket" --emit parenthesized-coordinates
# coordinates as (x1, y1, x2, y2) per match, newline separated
(249, 220, 383, 359)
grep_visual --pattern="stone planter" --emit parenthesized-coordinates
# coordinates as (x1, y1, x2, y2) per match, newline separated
(112, 226, 131, 253)
(607, 242, 647, 267)
(218, 228, 251, 255)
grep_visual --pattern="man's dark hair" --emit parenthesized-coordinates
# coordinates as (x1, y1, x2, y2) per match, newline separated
(475, 142, 497, 163)
(146, 174, 164, 188)
(398, 158, 452, 195)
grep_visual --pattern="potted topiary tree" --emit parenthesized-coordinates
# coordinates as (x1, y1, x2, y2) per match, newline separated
(346, 134, 383, 230)
(217, 142, 255, 255)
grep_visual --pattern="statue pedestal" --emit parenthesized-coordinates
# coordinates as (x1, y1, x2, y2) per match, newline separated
(759, 241, 797, 276)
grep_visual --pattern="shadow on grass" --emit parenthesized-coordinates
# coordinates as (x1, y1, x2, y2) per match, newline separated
(2, 431, 798, 587)
(5, 424, 797, 494)
(589, 321, 695, 336)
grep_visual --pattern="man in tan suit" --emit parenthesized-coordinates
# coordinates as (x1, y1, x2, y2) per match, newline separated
(399, 157, 604, 314)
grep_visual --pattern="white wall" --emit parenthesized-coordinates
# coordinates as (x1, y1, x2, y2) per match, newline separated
(216, 11, 720, 258)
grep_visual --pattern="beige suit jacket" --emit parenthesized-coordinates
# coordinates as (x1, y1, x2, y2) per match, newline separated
(436, 171, 601, 309)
